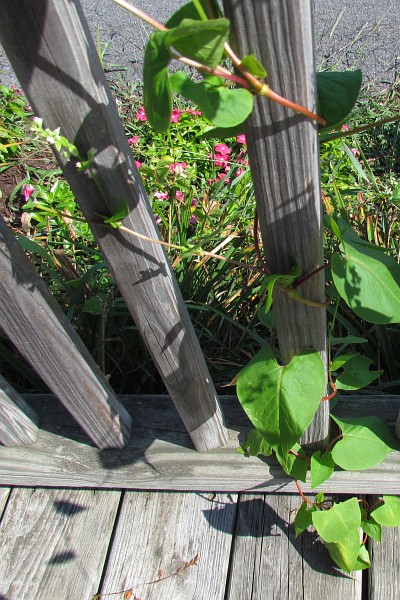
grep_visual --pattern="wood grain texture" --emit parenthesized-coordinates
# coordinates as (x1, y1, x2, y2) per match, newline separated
(368, 495, 400, 600)
(222, 0, 328, 447)
(0, 216, 132, 449)
(0, 395, 398, 493)
(0, 487, 121, 600)
(226, 494, 362, 599)
(0, 374, 39, 446)
(0, 0, 227, 452)
(99, 491, 237, 600)
(0, 487, 11, 516)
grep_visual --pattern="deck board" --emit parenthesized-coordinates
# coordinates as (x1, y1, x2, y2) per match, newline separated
(226, 494, 362, 599)
(368, 495, 400, 600)
(98, 491, 237, 600)
(0, 488, 398, 599)
(0, 395, 399, 493)
(0, 488, 121, 599)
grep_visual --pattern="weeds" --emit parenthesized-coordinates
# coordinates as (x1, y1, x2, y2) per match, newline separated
(0, 78, 399, 394)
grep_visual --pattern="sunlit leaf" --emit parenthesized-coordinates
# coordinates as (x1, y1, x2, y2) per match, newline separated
(331, 415, 400, 470)
(236, 345, 325, 455)
(166, 18, 229, 68)
(312, 497, 361, 543)
(166, 0, 223, 27)
(311, 450, 335, 489)
(371, 496, 400, 527)
(170, 71, 253, 127)
(240, 54, 267, 78)
(143, 31, 172, 132)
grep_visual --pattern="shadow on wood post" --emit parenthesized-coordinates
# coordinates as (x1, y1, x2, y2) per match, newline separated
(0, 0, 228, 451)
(223, 0, 329, 447)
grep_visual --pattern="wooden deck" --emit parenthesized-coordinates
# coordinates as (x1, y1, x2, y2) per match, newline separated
(0, 487, 398, 599)
(0, 394, 399, 599)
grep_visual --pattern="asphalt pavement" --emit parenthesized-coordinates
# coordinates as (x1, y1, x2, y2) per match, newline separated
(0, 0, 399, 89)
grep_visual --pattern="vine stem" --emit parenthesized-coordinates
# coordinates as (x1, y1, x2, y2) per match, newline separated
(295, 480, 314, 506)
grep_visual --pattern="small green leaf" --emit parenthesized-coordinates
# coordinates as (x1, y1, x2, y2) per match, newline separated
(310, 450, 335, 489)
(170, 71, 253, 128)
(331, 415, 400, 470)
(370, 496, 400, 527)
(331, 223, 400, 324)
(166, 18, 230, 68)
(352, 545, 371, 571)
(236, 346, 325, 456)
(237, 428, 273, 457)
(315, 492, 325, 504)
(294, 501, 316, 537)
(324, 532, 363, 573)
(240, 54, 267, 78)
(312, 497, 361, 543)
(275, 444, 308, 482)
(330, 336, 368, 346)
(361, 514, 382, 542)
(166, 0, 223, 28)
(317, 70, 362, 130)
(335, 355, 383, 390)
(200, 123, 246, 139)
(330, 353, 358, 372)
(143, 31, 172, 132)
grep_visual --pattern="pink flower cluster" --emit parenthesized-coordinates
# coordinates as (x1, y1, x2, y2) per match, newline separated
(134, 106, 202, 124)
(209, 136, 248, 184)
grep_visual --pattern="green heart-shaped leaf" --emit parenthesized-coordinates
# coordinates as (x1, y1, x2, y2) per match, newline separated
(312, 497, 361, 543)
(331, 224, 400, 324)
(334, 355, 383, 390)
(317, 70, 362, 130)
(295, 501, 316, 537)
(331, 415, 399, 470)
(165, 18, 229, 68)
(311, 450, 335, 488)
(236, 345, 325, 455)
(170, 71, 253, 127)
(370, 496, 400, 527)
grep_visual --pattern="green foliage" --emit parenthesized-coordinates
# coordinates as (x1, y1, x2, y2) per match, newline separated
(330, 415, 399, 470)
(317, 70, 362, 130)
(236, 345, 325, 456)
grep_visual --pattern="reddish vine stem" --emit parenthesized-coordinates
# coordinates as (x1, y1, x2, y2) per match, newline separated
(321, 382, 337, 402)
(295, 480, 314, 506)
(293, 263, 330, 289)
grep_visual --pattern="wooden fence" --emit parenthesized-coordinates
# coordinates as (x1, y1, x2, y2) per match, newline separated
(0, 0, 399, 492)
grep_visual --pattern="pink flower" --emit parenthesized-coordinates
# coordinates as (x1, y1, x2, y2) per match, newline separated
(341, 124, 349, 131)
(135, 107, 147, 121)
(175, 190, 184, 201)
(21, 183, 35, 202)
(154, 191, 168, 200)
(170, 109, 185, 123)
(134, 160, 142, 170)
(351, 148, 361, 156)
(169, 162, 187, 175)
(214, 143, 231, 156)
(236, 168, 244, 177)
(236, 134, 247, 145)
(128, 135, 140, 145)
(212, 153, 229, 168)
(186, 109, 202, 116)
(153, 213, 162, 224)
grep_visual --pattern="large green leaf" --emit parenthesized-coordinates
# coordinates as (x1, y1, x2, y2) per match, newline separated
(331, 224, 400, 324)
(317, 70, 362, 130)
(170, 71, 253, 127)
(325, 534, 365, 573)
(331, 415, 399, 470)
(143, 32, 172, 132)
(312, 497, 361, 543)
(236, 345, 325, 455)
(165, 18, 229, 68)
(370, 496, 400, 527)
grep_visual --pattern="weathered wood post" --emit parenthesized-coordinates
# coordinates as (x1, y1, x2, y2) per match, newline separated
(0, 215, 132, 448)
(0, 374, 39, 446)
(0, 0, 228, 451)
(223, 0, 329, 445)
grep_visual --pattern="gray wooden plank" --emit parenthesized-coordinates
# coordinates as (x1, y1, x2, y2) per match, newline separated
(0, 374, 39, 446)
(227, 494, 362, 599)
(0, 395, 398, 492)
(223, 0, 328, 447)
(0, 487, 121, 600)
(0, 0, 227, 452)
(368, 495, 400, 600)
(98, 491, 236, 600)
(0, 486, 11, 516)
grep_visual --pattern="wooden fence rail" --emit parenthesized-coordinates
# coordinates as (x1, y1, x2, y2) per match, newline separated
(0, 0, 228, 452)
